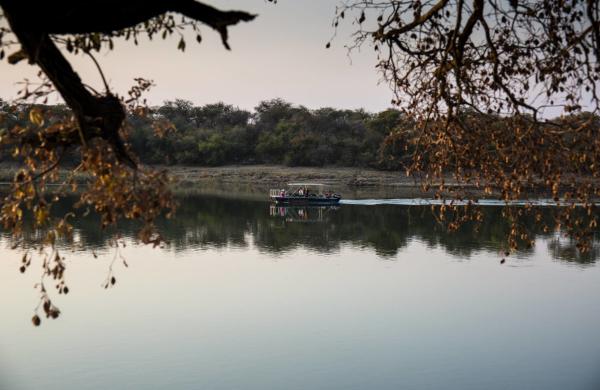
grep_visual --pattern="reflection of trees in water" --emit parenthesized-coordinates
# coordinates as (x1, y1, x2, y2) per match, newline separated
(547, 236, 600, 266)
(3, 194, 598, 264)
(261, 203, 536, 259)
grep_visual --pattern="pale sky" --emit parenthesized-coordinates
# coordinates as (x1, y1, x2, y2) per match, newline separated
(0, 0, 393, 112)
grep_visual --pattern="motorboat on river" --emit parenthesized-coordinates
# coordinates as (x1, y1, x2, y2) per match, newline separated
(269, 183, 341, 205)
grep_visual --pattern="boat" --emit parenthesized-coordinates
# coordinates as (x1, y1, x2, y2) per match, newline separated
(269, 183, 341, 205)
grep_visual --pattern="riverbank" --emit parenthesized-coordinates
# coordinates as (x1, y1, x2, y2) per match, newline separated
(170, 165, 432, 199)
(0, 163, 418, 187)
(171, 165, 416, 187)
(0, 163, 565, 200)
(0, 163, 430, 199)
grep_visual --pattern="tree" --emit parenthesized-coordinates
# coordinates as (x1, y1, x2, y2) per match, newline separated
(0, 0, 256, 325)
(335, 0, 600, 251)
(1, 1, 254, 163)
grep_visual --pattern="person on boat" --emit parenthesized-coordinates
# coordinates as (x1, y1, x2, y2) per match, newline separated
(298, 188, 304, 196)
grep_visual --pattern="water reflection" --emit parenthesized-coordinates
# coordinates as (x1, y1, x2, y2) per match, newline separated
(3, 194, 599, 265)
(3, 194, 600, 390)
(269, 205, 338, 223)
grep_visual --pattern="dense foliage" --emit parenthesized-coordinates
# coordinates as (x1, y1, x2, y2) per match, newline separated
(0, 98, 408, 169)
(334, 0, 600, 252)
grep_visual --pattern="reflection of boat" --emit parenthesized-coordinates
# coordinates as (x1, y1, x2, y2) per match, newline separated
(269, 183, 341, 205)
(269, 205, 339, 223)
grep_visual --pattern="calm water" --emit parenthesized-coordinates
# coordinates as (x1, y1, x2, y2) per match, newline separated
(1, 194, 600, 390)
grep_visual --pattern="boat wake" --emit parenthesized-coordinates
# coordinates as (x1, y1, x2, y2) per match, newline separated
(339, 199, 595, 207)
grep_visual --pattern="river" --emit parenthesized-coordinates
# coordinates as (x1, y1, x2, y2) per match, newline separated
(1, 193, 599, 389)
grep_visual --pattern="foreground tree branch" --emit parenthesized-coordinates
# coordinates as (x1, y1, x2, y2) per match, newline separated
(0, 0, 256, 326)
(335, 0, 600, 252)
(0, 0, 255, 166)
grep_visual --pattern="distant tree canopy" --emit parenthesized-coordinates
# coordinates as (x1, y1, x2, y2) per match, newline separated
(4, 99, 598, 176)
(0, 99, 407, 168)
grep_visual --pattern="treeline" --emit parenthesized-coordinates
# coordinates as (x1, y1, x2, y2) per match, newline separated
(0, 98, 408, 169)
(128, 99, 407, 168)
(3, 98, 597, 172)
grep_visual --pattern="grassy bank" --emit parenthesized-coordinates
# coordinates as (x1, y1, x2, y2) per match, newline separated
(170, 165, 416, 187)
(170, 165, 431, 199)
(0, 163, 563, 200)
(0, 163, 413, 186)
(0, 163, 429, 199)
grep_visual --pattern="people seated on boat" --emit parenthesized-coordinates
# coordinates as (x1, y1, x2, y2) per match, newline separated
(298, 188, 304, 196)
(280, 189, 285, 197)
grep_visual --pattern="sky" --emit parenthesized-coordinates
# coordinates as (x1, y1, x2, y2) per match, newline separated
(0, 0, 393, 112)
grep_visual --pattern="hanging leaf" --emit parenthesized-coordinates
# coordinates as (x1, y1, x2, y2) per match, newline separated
(29, 108, 44, 127)
(177, 37, 186, 51)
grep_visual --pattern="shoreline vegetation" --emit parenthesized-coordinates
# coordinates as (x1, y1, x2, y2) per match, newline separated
(1, 99, 409, 170)
(1, 100, 597, 200)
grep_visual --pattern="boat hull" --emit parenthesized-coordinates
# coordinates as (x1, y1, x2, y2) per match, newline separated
(273, 196, 341, 205)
